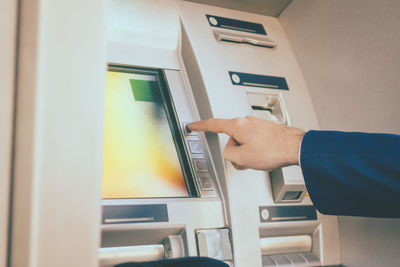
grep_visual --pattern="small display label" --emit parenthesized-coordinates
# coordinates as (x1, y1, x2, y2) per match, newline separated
(206, 14, 267, 35)
(229, 71, 289, 90)
(259, 205, 317, 223)
(103, 204, 168, 224)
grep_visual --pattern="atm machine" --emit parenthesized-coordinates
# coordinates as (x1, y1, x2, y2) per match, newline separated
(99, 1, 341, 266)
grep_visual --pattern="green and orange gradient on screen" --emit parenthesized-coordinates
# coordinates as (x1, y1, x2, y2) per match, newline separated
(102, 70, 188, 198)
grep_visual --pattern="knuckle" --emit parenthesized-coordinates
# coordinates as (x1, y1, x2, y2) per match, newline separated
(232, 117, 240, 124)
(233, 117, 245, 128)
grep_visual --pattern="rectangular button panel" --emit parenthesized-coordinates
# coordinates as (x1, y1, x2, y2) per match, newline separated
(182, 122, 216, 196)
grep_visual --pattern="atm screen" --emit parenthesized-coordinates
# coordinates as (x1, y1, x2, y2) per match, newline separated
(102, 66, 193, 198)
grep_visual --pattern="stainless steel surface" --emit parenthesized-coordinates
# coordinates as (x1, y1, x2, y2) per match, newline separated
(99, 245, 165, 267)
(260, 235, 312, 255)
(196, 228, 233, 261)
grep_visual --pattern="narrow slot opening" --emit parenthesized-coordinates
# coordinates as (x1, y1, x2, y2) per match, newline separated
(220, 38, 275, 48)
(251, 105, 272, 112)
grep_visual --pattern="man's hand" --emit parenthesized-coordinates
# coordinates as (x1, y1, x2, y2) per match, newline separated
(187, 116, 305, 171)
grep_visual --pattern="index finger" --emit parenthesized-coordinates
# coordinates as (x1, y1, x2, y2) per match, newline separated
(187, 118, 234, 135)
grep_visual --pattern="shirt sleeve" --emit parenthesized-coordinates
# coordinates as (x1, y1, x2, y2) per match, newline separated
(300, 130, 400, 217)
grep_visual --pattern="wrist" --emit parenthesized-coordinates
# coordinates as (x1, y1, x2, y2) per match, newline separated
(288, 127, 306, 165)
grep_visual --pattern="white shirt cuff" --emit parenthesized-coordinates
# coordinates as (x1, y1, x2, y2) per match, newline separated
(298, 132, 306, 166)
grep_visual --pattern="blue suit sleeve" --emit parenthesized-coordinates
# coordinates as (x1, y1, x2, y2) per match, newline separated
(300, 130, 400, 217)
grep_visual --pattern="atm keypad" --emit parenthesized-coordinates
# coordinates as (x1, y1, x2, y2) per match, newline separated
(182, 124, 216, 196)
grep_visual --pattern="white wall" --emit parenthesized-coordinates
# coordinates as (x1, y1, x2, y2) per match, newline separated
(279, 0, 400, 134)
(279, 1, 400, 266)
(0, 0, 17, 266)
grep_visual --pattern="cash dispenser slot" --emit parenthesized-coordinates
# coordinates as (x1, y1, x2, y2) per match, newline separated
(100, 244, 165, 266)
(260, 235, 312, 255)
(99, 235, 184, 267)
(100, 227, 186, 267)
(259, 234, 320, 267)
(258, 208, 321, 267)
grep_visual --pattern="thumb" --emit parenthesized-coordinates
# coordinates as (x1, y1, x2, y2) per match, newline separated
(232, 162, 247, 170)
(224, 137, 246, 166)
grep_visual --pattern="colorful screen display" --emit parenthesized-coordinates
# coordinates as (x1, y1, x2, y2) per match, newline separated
(102, 68, 189, 198)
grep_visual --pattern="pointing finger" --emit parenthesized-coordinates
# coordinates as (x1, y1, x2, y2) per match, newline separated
(187, 119, 234, 135)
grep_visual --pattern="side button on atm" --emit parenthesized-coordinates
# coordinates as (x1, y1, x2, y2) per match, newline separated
(188, 140, 203, 154)
(193, 158, 208, 171)
(198, 176, 214, 191)
(182, 122, 196, 136)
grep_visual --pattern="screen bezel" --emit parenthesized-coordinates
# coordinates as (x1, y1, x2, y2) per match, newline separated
(104, 64, 199, 199)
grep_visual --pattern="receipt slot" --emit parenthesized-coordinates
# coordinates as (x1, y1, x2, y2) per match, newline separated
(270, 165, 306, 203)
(247, 93, 288, 125)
